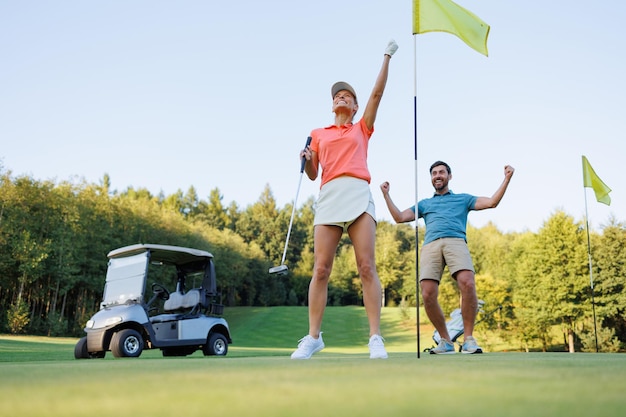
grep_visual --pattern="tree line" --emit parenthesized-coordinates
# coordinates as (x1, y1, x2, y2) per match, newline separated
(1, 168, 624, 352)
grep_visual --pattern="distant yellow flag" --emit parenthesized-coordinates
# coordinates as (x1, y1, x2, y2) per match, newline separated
(413, 0, 490, 56)
(582, 155, 611, 205)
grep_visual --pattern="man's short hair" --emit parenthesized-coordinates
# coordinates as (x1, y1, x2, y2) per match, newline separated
(429, 161, 451, 174)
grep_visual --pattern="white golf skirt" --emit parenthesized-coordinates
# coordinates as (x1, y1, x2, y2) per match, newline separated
(313, 176, 375, 226)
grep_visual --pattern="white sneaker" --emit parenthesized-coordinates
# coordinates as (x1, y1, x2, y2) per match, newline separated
(429, 338, 456, 354)
(291, 333, 324, 359)
(461, 336, 483, 354)
(368, 334, 388, 359)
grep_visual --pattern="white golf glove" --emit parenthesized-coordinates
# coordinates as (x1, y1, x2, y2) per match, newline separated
(385, 39, 398, 57)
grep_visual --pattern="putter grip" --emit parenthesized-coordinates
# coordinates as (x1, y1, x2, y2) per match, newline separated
(300, 136, 312, 173)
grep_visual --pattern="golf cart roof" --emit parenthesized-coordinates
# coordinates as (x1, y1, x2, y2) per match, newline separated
(107, 244, 213, 265)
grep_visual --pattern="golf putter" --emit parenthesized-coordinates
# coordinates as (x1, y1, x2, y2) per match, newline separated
(269, 136, 312, 275)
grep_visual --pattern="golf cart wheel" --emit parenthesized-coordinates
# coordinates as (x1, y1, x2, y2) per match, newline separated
(111, 329, 144, 358)
(203, 333, 228, 356)
(74, 337, 90, 359)
(75, 337, 107, 359)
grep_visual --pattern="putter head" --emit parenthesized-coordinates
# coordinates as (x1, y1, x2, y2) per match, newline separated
(268, 264, 289, 276)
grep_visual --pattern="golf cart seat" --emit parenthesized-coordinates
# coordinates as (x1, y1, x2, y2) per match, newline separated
(182, 288, 223, 316)
(149, 291, 186, 323)
(183, 288, 215, 315)
(182, 289, 201, 309)
(150, 289, 205, 324)
(164, 291, 185, 311)
(162, 276, 203, 312)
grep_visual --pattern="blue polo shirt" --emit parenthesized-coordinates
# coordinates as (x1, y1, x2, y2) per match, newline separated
(411, 191, 477, 245)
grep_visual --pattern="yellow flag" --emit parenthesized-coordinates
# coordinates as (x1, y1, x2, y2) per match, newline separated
(413, 0, 490, 56)
(582, 155, 611, 205)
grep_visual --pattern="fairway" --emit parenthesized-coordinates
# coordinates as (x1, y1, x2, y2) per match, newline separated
(1, 348, 624, 417)
(1, 307, 625, 417)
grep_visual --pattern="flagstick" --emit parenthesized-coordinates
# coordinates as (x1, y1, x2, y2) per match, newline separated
(583, 188, 599, 352)
(413, 35, 421, 359)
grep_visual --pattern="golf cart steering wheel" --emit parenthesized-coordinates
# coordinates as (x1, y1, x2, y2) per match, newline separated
(151, 283, 170, 301)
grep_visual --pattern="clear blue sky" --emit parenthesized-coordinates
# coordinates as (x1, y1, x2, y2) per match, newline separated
(1, 1, 624, 233)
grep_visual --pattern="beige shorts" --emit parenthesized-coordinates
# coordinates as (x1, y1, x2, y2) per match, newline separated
(419, 238, 474, 282)
(313, 176, 375, 231)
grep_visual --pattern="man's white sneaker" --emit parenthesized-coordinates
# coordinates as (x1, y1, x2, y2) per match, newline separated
(368, 334, 388, 359)
(461, 336, 483, 354)
(429, 338, 456, 354)
(291, 333, 324, 359)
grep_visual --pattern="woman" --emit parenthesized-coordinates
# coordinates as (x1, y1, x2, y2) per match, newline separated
(291, 40, 398, 359)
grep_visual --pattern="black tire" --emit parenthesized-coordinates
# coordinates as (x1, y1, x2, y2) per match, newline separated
(203, 333, 228, 356)
(111, 329, 144, 358)
(74, 337, 89, 359)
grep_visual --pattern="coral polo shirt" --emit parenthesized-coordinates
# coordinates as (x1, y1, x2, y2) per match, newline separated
(310, 118, 374, 187)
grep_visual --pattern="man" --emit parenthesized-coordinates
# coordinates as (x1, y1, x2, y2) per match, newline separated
(380, 161, 514, 354)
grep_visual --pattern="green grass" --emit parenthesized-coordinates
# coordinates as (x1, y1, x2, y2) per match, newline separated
(1, 307, 625, 417)
(222, 306, 422, 355)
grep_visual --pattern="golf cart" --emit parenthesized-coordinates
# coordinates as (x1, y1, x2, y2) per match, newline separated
(74, 243, 232, 359)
